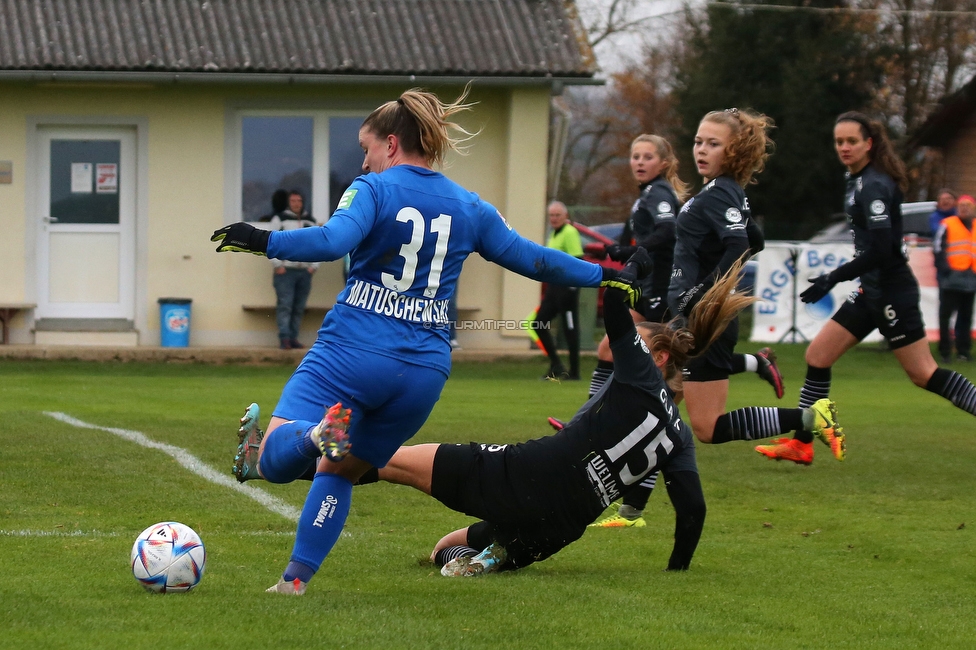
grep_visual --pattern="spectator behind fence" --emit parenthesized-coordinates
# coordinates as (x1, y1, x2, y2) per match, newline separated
(934, 194, 976, 363)
(269, 190, 319, 349)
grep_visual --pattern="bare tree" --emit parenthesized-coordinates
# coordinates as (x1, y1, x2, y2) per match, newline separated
(577, 0, 667, 50)
(551, 0, 683, 219)
(559, 0, 976, 228)
(862, 0, 976, 195)
(554, 45, 681, 224)
(867, 0, 976, 134)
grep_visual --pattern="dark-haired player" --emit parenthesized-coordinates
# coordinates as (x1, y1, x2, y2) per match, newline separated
(758, 111, 976, 464)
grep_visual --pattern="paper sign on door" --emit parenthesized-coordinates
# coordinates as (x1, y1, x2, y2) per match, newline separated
(71, 162, 93, 193)
(96, 163, 118, 194)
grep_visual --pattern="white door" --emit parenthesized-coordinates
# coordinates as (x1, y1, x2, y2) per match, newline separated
(36, 128, 136, 320)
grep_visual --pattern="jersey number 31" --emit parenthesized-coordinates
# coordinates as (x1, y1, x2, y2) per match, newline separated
(382, 207, 452, 299)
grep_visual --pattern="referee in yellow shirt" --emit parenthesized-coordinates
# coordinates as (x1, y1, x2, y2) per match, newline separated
(534, 201, 584, 380)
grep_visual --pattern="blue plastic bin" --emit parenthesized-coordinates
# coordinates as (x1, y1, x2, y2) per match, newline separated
(158, 298, 192, 347)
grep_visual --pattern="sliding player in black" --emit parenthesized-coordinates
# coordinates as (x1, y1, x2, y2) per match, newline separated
(757, 111, 976, 464)
(370, 252, 841, 576)
(561, 134, 784, 529)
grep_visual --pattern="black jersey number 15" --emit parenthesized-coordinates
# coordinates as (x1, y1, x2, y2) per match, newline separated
(604, 412, 674, 486)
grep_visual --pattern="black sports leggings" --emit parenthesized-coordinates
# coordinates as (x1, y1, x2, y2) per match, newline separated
(663, 470, 706, 571)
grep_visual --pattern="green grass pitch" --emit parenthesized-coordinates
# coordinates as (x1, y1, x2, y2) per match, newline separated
(1, 345, 974, 649)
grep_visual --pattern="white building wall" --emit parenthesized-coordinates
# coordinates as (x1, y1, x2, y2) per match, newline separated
(0, 81, 553, 348)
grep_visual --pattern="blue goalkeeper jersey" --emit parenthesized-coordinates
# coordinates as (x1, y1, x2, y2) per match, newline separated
(267, 165, 603, 374)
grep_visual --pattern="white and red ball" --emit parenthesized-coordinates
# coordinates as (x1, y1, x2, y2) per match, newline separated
(130, 522, 206, 593)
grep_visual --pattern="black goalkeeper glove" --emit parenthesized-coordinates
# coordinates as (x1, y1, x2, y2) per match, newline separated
(600, 248, 651, 308)
(800, 272, 836, 304)
(211, 222, 271, 256)
(623, 247, 652, 280)
(605, 244, 633, 262)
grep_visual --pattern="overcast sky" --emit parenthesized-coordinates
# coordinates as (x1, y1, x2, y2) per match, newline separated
(577, 0, 697, 73)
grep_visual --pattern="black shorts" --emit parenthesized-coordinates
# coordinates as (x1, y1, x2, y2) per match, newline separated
(536, 285, 579, 323)
(831, 284, 925, 350)
(683, 316, 739, 382)
(636, 294, 669, 323)
(430, 442, 598, 569)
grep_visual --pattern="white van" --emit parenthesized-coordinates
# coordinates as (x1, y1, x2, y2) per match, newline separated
(809, 201, 937, 244)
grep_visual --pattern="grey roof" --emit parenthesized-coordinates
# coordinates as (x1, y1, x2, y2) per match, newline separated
(0, 0, 597, 80)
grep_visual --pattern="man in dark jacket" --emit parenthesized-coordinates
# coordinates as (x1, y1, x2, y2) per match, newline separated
(929, 189, 957, 237)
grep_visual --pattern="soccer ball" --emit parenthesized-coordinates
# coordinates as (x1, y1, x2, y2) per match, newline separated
(130, 522, 206, 593)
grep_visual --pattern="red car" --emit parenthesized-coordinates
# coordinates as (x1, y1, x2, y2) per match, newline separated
(575, 223, 624, 266)
(537, 222, 623, 318)
(577, 223, 625, 318)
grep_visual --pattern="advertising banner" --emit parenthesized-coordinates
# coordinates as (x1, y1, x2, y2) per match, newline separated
(750, 242, 940, 343)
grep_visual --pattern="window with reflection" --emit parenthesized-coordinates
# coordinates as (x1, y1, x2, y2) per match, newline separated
(241, 117, 313, 222)
(239, 114, 365, 223)
(329, 117, 363, 214)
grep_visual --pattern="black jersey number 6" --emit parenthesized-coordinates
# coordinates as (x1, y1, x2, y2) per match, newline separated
(884, 304, 897, 321)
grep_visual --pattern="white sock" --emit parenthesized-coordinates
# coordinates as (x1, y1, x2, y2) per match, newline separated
(744, 354, 759, 373)
(618, 504, 642, 520)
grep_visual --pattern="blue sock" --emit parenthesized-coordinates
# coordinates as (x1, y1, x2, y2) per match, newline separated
(259, 420, 319, 483)
(282, 560, 315, 584)
(287, 472, 353, 578)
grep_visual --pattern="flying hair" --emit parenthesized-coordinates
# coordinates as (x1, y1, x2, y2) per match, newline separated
(638, 257, 756, 393)
(362, 85, 478, 169)
(700, 109, 775, 187)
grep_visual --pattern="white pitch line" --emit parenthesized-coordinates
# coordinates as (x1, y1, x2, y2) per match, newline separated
(44, 412, 300, 522)
(0, 529, 121, 538)
(0, 529, 297, 538)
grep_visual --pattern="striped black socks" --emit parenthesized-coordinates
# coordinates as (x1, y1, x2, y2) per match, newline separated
(926, 368, 976, 416)
(795, 366, 831, 443)
(434, 545, 478, 567)
(711, 407, 804, 443)
(589, 360, 614, 398)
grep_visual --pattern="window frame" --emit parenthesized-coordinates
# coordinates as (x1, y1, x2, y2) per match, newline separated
(224, 104, 370, 225)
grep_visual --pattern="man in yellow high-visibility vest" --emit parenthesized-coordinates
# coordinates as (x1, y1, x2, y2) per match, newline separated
(533, 201, 584, 380)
